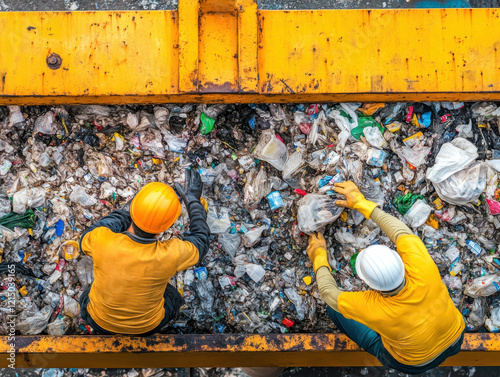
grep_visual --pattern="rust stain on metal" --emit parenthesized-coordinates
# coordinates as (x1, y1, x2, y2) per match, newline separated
(199, 80, 238, 93)
(46, 53, 62, 70)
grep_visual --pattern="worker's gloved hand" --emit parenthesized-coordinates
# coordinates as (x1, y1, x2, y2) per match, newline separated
(333, 181, 378, 219)
(306, 233, 332, 273)
(175, 168, 203, 205)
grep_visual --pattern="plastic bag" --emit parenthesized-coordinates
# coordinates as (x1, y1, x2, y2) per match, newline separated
(297, 194, 343, 234)
(164, 133, 187, 153)
(62, 295, 80, 317)
(245, 263, 266, 282)
(76, 256, 94, 287)
(47, 316, 71, 335)
(294, 111, 312, 134)
(254, 130, 288, 171)
(69, 185, 97, 207)
(328, 109, 353, 152)
(241, 225, 267, 247)
(284, 288, 305, 321)
(283, 151, 305, 180)
(485, 307, 500, 332)
(17, 305, 54, 335)
(218, 232, 241, 257)
(140, 129, 165, 157)
(426, 137, 478, 183)
(206, 207, 231, 234)
(434, 162, 487, 205)
(335, 227, 380, 249)
(0, 195, 11, 218)
(243, 169, 271, 211)
(7, 106, 24, 128)
(35, 111, 57, 134)
(466, 297, 489, 331)
(12, 187, 46, 214)
(456, 120, 473, 138)
(395, 145, 431, 168)
(464, 274, 500, 298)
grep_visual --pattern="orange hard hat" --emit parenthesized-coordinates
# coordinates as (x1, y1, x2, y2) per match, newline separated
(130, 182, 181, 234)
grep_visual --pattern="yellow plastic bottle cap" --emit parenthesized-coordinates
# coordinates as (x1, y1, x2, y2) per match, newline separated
(19, 286, 28, 296)
(303, 276, 312, 285)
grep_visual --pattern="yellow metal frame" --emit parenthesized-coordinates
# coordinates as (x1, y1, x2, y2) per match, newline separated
(0, 2, 498, 104)
(1, 334, 499, 368)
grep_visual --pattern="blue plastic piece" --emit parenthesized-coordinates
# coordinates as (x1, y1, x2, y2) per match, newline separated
(55, 219, 65, 237)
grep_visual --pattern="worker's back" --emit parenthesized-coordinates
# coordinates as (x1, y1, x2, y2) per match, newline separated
(81, 227, 199, 335)
(338, 234, 465, 365)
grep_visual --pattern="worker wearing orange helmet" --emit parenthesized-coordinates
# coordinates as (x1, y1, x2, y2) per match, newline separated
(79, 169, 210, 336)
(307, 181, 465, 374)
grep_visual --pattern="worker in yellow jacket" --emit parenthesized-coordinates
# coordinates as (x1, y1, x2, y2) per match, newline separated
(79, 169, 210, 336)
(307, 181, 465, 374)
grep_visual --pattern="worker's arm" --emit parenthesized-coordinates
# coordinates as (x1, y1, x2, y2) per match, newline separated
(333, 181, 412, 244)
(316, 266, 342, 311)
(79, 209, 132, 254)
(334, 181, 427, 264)
(307, 233, 342, 311)
(175, 169, 211, 263)
(370, 207, 412, 244)
(183, 200, 210, 262)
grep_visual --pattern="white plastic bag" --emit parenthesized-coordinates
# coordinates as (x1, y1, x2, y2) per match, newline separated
(35, 111, 57, 134)
(12, 187, 46, 214)
(219, 232, 241, 257)
(395, 145, 431, 168)
(426, 137, 478, 183)
(297, 194, 343, 234)
(434, 162, 487, 205)
(254, 130, 288, 171)
(206, 207, 231, 234)
(164, 133, 187, 153)
(241, 225, 267, 247)
(282, 151, 304, 180)
(17, 305, 54, 335)
(69, 185, 97, 207)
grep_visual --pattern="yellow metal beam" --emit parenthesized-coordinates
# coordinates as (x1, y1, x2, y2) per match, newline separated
(0, 5, 499, 104)
(1, 334, 500, 368)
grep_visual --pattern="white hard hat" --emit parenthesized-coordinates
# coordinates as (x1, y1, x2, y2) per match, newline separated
(356, 245, 405, 292)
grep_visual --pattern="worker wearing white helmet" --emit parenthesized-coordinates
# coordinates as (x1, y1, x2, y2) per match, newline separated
(307, 181, 465, 374)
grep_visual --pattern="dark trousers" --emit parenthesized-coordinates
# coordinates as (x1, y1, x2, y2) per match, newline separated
(79, 283, 184, 336)
(327, 306, 464, 375)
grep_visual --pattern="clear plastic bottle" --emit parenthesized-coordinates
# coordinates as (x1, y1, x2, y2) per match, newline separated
(284, 288, 305, 321)
(49, 259, 66, 284)
(404, 200, 432, 228)
(465, 274, 500, 298)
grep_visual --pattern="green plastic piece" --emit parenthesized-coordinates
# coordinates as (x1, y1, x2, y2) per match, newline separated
(350, 252, 359, 275)
(200, 113, 215, 134)
(351, 116, 385, 140)
(0, 209, 36, 230)
(393, 193, 425, 215)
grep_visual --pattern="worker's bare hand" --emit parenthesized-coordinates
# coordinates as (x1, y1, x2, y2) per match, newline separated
(333, 181, 366, 209)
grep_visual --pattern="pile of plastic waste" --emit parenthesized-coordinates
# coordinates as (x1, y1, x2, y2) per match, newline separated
(0, 101, 499, 336)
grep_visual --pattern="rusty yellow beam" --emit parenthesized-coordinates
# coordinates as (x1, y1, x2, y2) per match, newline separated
(0, 5, 498, 104)
(1, 334, 499, 368)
